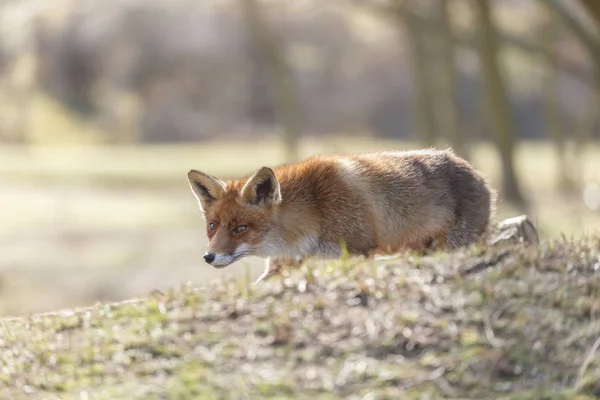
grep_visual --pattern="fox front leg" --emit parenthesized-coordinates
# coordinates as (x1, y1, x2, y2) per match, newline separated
(255, 257, 304, 283)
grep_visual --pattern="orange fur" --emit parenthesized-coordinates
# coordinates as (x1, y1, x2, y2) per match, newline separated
(187, 148, 496, 282)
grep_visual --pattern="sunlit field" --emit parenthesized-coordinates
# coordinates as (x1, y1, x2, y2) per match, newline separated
(1, 137, 599, 316)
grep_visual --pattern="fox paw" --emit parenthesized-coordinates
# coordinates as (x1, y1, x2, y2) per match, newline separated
(255, 257, 303, 283)
(255, 269, 279, 283)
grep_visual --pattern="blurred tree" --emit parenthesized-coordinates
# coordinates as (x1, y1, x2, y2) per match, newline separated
(540, 0, 600, 103)
(247, 40, 276, 127)
(539, 8, 576, 191)
(396, 3, 437, 148)
(0, 58, 30, 144)
(574, 86, 599, 152)
(473, 0, 526, 206)
(540, 0, 600, 177)
(35, 16, 98, 117)
(240, 0, 303, 161)
(432, 0, 468, 159)
(578, 0, 600, 25)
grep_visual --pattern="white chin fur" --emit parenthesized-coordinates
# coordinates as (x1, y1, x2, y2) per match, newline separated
(211, 254, 235, 268)
(210, 244, 251, 267)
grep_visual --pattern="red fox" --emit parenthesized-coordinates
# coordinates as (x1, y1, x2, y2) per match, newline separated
(187, 149, 496, 282)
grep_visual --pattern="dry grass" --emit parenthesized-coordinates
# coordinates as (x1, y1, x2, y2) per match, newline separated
(1, 237, 600, 399)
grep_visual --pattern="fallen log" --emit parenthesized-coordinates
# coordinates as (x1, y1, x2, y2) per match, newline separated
(491, 214, 540, 247)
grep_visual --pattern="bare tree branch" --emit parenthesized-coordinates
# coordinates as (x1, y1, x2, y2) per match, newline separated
(347, 0, 592, 83)
(538, 0, 600, 65)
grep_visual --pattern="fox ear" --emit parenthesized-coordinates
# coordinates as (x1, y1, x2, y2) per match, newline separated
(187, 170, 226, 213)
(241, 167, 281, 206)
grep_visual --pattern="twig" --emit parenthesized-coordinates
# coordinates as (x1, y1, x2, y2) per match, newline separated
(574, 334, 600, 390)
(459, 250, 510, 276)
(482, 311, 506, 348)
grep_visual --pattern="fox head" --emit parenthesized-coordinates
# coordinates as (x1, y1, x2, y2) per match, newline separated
(187, 167, 282, 268)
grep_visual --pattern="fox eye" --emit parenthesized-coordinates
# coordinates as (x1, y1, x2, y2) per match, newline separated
(232, 225, 247, 234)
(208, 222, 217, 231)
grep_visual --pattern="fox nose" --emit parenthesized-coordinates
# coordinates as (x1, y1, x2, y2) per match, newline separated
(203, 252, 216, 264)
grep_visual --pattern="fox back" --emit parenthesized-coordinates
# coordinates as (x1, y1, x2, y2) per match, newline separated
(188, 148, 496, 270)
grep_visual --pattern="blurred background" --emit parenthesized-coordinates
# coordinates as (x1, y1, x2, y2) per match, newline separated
(0, 0, 599, 316)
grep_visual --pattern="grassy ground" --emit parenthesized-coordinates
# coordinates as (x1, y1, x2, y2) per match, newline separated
(0, 137, 599, 316)
(1, 237, 600, 399)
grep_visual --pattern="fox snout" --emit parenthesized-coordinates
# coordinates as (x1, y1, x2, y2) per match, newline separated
(203, 251, 230, 269)
(202, 243, 251, 268)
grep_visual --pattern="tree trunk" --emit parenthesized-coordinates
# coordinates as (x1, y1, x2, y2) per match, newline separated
(473, 0, 526, 206)
(397, 7, 437, 148)
(540, 8, 575, 191)
(540, 0, 600, 131)
(573, 87, 598, 169)
(240, 0, 302, 162)
(579, 0, 600, 25)
(433, 0, 468, 159)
